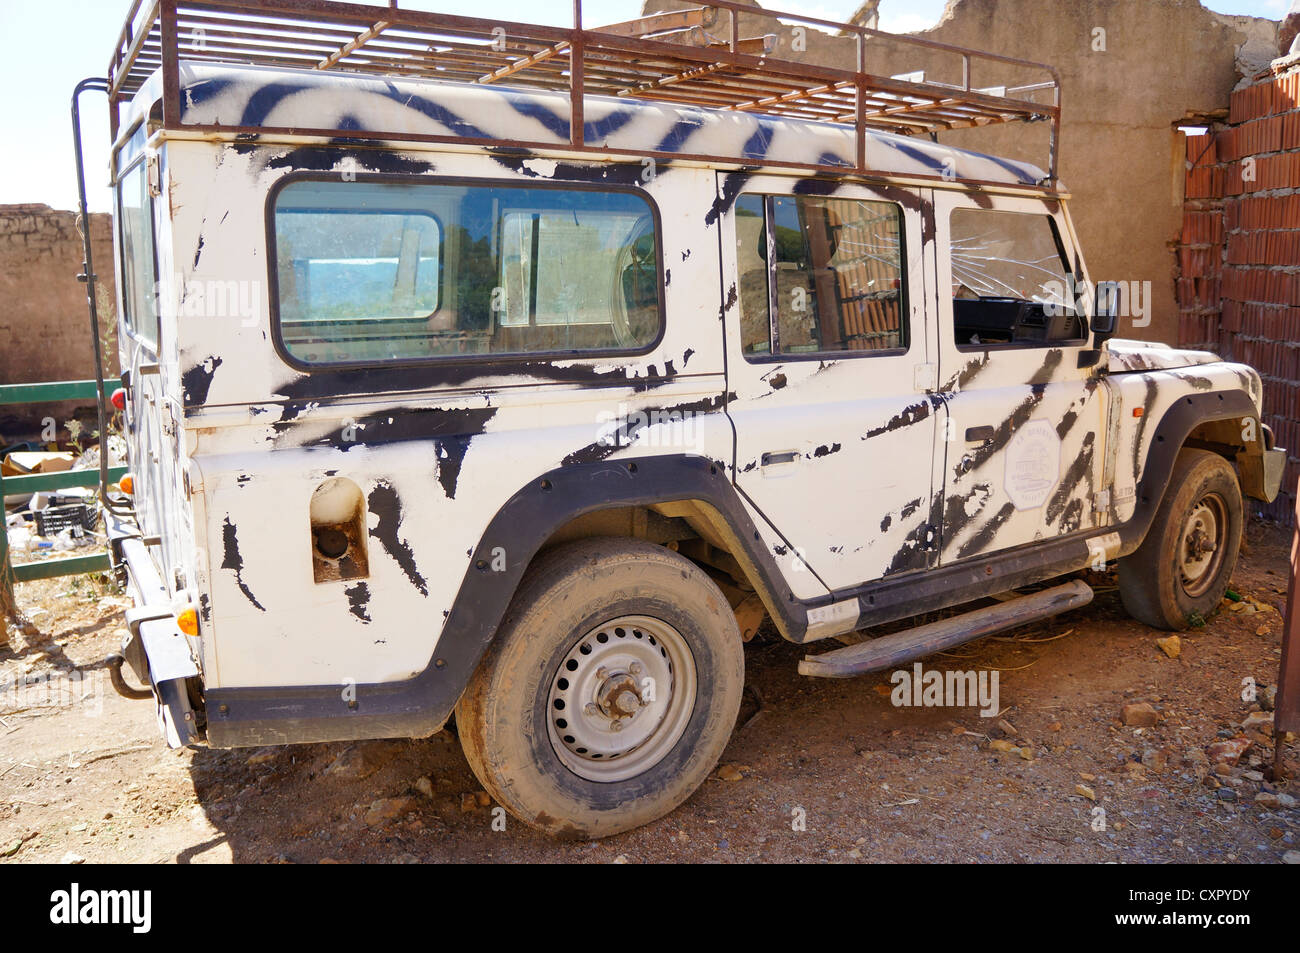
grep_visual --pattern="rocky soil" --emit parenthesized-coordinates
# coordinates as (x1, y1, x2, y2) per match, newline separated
(0, 520, 1296, 864)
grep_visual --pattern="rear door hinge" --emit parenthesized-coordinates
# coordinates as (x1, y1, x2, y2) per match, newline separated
(146, 154, 162, 198)
(914, 362, 937, 392)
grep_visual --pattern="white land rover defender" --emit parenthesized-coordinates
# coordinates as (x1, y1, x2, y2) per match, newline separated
(83, 0, 1286, 837)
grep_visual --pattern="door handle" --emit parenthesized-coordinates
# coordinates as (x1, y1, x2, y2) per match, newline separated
(761, 450, 800, 466)
(965, 425, 995, 442)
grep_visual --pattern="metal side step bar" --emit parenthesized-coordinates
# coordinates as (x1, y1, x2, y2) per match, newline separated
(798, 580, 1093, 679)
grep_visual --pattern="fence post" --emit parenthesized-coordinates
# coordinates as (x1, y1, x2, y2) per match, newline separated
(0, 465, 11, 645)
(1273, 481, 1300, 778)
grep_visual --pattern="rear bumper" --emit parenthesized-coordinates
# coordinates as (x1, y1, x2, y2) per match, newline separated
(106, 510, 203, 747)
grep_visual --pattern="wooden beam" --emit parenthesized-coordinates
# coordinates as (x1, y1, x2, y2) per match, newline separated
(478, 41, 570, 85)
(316, 19, 390, 70)
(590, 7, 717, 38)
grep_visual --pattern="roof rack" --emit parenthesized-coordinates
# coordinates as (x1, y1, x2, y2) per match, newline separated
(106, 0, 1062, 184)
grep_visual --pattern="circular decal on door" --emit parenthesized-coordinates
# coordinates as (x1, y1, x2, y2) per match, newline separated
(1004, 418, 1061, 511)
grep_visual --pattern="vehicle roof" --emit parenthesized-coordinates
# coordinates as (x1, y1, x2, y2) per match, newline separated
(125, 61, 1051, 190)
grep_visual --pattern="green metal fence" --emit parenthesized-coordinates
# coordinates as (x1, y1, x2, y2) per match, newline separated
(1, 381, 125, 603)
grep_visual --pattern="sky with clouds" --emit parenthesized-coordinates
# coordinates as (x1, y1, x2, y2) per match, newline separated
(0, 0, 1291, 213)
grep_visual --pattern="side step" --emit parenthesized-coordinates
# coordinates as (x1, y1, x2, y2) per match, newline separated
(798, 580, 1093, 679)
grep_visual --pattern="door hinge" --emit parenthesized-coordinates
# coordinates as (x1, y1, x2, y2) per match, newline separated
(147, 153, 162, 198)
(1092, 489, 1111, 513)
(914, 362, 937, 392)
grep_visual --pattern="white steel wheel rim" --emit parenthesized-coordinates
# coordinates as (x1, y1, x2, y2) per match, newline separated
(546, 615, 697, 783)
(1178, 494, 1226, 598)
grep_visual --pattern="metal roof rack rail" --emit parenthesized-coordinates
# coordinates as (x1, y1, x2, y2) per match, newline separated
(107, 0, 1062, 185)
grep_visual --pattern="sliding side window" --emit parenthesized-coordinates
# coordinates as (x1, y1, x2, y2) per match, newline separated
(736, 193, 906, 359)
(948, 208, 1083, 348)
(272, 179, 661, 365)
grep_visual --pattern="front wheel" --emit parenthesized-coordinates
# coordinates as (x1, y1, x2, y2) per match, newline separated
(1119, 448, 1243, 630)
(455, 538, 745, 838)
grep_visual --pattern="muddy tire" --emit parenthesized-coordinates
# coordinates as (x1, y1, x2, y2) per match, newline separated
(1119, 449, 1242, 630)
(455, 538, 745, 838)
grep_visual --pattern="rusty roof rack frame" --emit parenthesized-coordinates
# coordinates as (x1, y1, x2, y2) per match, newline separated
(106, 0, 1062, 186)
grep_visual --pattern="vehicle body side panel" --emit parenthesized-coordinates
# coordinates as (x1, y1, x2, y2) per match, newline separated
(165, 142, 732, 689)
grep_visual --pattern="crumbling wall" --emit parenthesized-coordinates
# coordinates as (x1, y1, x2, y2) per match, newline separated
(641, 0, 1277, 344)
(1176, 58, 1300, 524)
(0, 204, 117, 388)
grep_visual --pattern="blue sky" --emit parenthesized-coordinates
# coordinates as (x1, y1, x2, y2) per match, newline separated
(0, 0, 1289, 212)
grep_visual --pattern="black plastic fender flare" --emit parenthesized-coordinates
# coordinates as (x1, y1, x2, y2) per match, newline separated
(1115, 388, 1259, 558)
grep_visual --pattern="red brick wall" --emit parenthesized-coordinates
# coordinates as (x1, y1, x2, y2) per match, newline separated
(1176, 62, 1300, 525)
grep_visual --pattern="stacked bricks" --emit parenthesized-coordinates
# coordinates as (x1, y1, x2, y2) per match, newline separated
(1176, 131, 1225, 353)
(1175, 61, 1300, 525)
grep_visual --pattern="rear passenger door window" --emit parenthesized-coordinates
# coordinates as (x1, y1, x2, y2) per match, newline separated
(736, 194, 907, 358)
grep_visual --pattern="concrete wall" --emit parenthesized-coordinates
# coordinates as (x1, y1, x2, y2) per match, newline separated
(0, 204, 117, 388)
(640, 0, 1278, 344)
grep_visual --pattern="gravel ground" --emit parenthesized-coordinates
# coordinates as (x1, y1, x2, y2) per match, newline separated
(0, 518, 1296, 864)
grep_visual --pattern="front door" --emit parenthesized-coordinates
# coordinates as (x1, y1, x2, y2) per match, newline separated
(932, 190, 1110, 565)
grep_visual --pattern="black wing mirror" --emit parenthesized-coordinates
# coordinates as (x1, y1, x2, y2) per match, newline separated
(1090, 281, 1122, 342)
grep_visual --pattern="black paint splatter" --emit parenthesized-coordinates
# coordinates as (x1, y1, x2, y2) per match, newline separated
(220, 516, 265, 611)
(345, 582, 372, 624)
(367, 482, 428, 597)
(863, 400, 930, 440)
(182, 356, 224, 407)
(954, 502, 1016, 559)
(562, 394, 730, 467)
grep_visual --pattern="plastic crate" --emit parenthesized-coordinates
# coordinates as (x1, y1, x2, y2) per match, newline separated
(34, 503, 98, 537)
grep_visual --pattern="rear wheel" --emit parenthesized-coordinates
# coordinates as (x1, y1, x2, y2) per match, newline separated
(455, 538, 745, 838)
(1119, 449, 1243, 630)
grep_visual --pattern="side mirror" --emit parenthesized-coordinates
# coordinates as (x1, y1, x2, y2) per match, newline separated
(1090, 281, 1121, 341)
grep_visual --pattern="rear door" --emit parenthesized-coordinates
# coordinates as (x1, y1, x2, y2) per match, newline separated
(719, 173, 943, 595)
(932, 190, 1109, 564)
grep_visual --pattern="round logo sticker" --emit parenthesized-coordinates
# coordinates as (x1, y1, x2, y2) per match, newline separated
(1004, 419, 1061, 511)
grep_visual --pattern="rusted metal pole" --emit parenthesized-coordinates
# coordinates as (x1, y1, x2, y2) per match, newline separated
(1, 472, 12, 645)
(570, 0, 584, 149)
(1274, 482, 1300, 778)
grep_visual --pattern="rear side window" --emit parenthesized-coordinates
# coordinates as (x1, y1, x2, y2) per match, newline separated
(118, 159, 159, 347)
(736, 193, 907, 359)
(949, 208, 1082, 348)
(271, 179, 662, 365)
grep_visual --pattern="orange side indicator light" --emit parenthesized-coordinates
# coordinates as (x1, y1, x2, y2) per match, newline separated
(1132, 407, 1144, 418)
(119, 473, 135, 495)
(176, 606, 199, 637)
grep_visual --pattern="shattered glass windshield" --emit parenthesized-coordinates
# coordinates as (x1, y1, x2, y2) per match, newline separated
(949, 208, 1083, 347)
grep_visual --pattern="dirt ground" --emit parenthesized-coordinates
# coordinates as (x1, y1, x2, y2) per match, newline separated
(0, 519, 1296, 864)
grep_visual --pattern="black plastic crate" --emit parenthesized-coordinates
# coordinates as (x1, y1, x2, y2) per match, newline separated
(34, 503, 99, 537)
